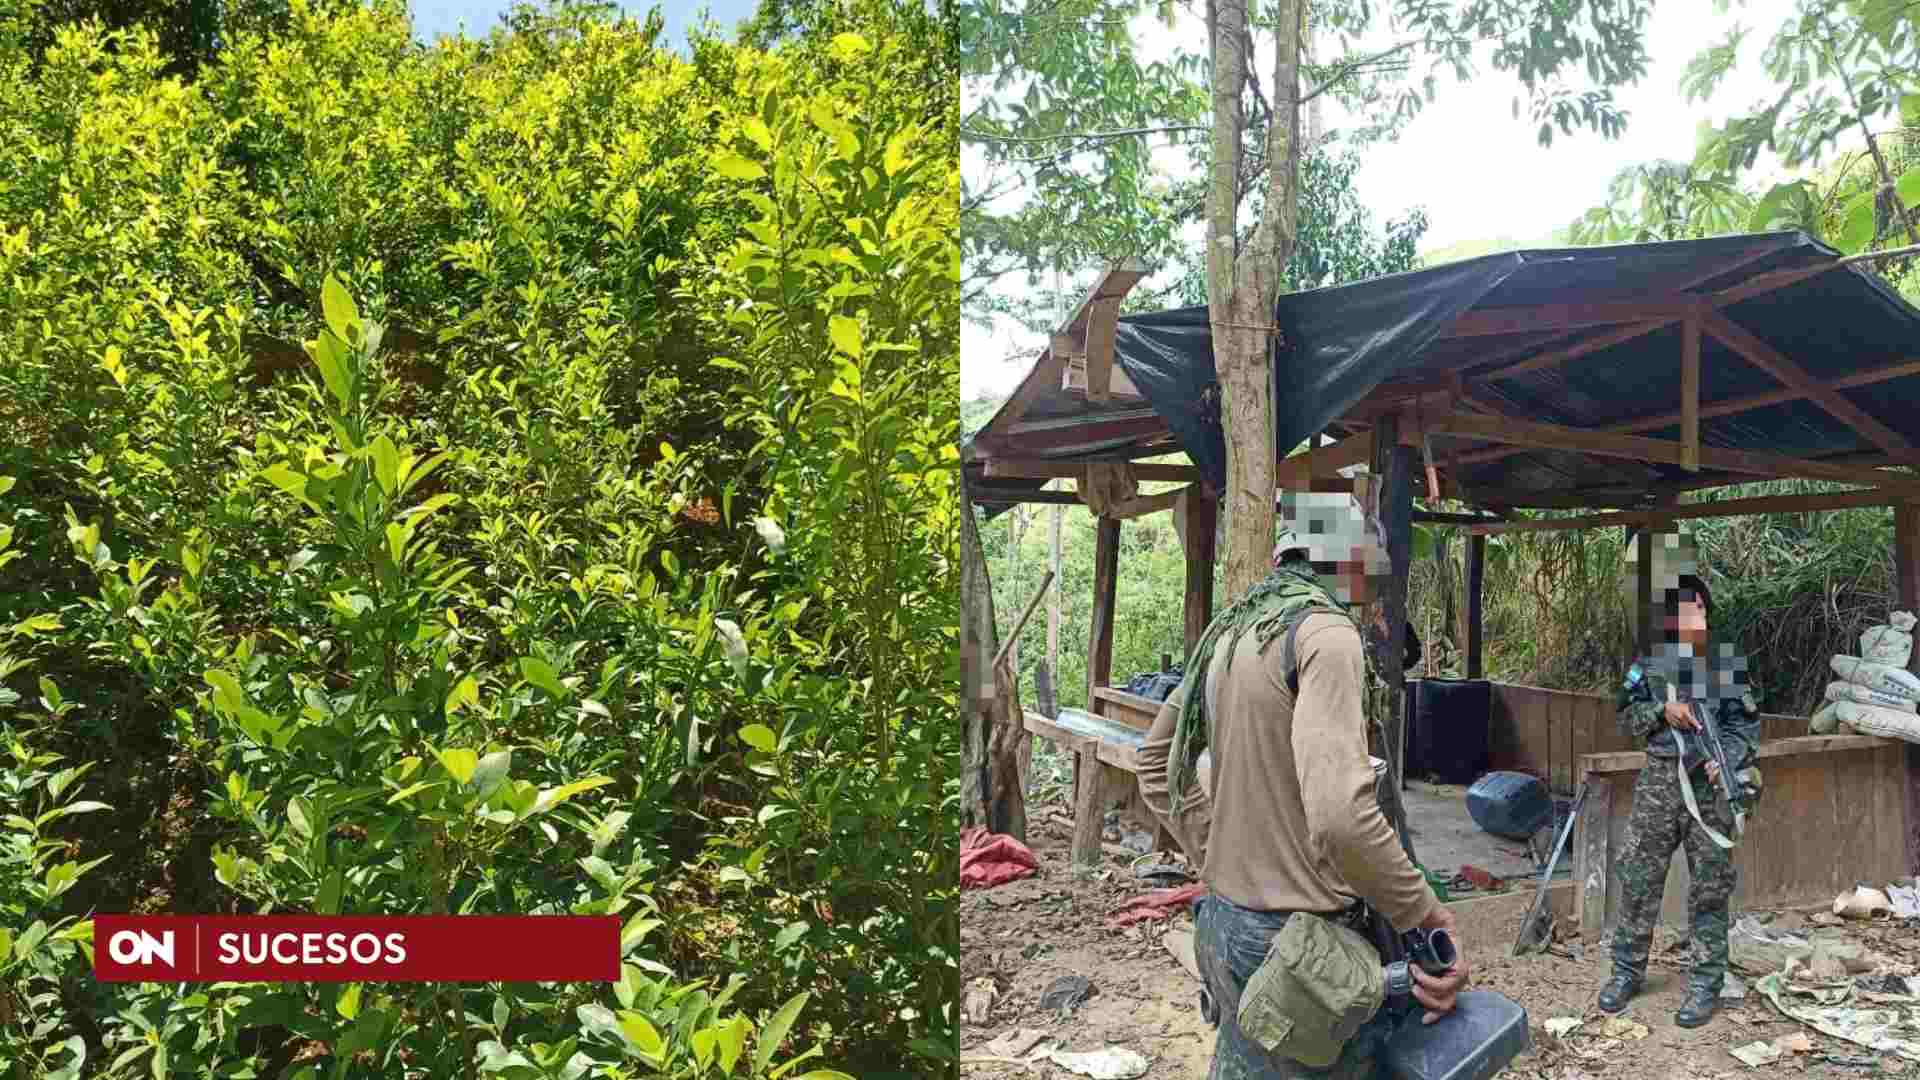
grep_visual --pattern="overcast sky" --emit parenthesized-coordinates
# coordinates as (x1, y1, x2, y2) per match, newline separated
(962, 0, 1803, 401)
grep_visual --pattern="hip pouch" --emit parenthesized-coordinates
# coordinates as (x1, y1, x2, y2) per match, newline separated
(1237, 912, 1385, 1067)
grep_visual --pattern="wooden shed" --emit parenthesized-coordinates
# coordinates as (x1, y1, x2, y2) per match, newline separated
(963, 232, 1920, 938)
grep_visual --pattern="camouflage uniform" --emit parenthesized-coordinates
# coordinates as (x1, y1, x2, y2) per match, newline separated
(1611, 661, 1760, 992)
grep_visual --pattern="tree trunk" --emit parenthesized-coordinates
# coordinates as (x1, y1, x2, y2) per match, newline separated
(1207, 0, 1301, 603)
(960, 475, 997, 830)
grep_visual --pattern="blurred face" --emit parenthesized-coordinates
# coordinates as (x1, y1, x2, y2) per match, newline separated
(1668, 595, 1708, 645)
(1279, 494, 1393, 605)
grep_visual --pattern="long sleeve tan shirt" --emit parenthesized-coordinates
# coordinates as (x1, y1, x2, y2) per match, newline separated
(1138, 610, 1437, 933)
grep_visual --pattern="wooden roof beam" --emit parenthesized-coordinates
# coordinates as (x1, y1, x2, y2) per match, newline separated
(981, 458, 1200, 483)
(974, 259, 1152, 448)
(1421, 410, 1920, 492)
(1443, 298, 1697, 339)
(1467, 487, 1899, 535)
(1699, 308, 1912, 456)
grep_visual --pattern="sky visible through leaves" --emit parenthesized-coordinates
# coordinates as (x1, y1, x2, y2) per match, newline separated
(407, 0, 757, 48)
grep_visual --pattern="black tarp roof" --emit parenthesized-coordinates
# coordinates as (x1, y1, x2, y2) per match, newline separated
(965, 231, 1920, 510)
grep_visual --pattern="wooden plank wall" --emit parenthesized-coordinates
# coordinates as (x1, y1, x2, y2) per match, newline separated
(1571, 735, 1911, 938)
(1489, 682, 1804, 795)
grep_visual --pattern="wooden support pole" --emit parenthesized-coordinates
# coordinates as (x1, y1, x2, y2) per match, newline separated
(1466, 533, 1486, 680)
(1182, 487, 1218, 660)
(1636, 526, 1654, 657)
(1681, 313, 1701, 472)
(1895, 502, 1920, 875)
(1372, 414, 1418, 863)
(1083, 297, 1121, 402)
(1087, 516, 1121, 716)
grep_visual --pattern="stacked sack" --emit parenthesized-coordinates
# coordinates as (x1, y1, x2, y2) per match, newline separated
(1814, 611, 1920, 743)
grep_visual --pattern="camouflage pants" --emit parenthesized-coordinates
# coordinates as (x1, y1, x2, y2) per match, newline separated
(1193, 894, 1399, 1080)
(1611, 758, 1738, 991)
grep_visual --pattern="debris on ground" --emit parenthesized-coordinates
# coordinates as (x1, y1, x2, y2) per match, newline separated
(1834, 884, 1894, 919)
(1543, 1017, 1582, 1038)
(1132, 861, 1194, 887)
(961, 827, 1040, 890)
(1107, 883, 1206, 928)
(1597, 1016, 1650, 1040)
(1039, 974, 1097, 1015)
(1721, 972, 1748, 1001)
(965, 977, 999, 1025)
(1162, 928, 1200, 981)
(1753, 970, 1920, 1062)
(1045, 1046, 1152, 1079)
(1451, 864, 1504, 892)
(982, 1029, 1050, 1059)
(1728, 1039, 1783, 1067)
(1729, 915, 1811, 974)
(1890, 883, 1920, 919)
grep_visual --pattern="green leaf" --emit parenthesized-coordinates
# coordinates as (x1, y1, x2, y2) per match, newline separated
(772, 921, 808, 952)
(1898, 168, 1920, 213)
(1838, 190, 1878, 254)
(883, 129, 915, 177)
(717, 1015, 749, 1073)
(307, 333, 351, 411)
(531, 776, 614, 815)
(793, 1073, 857, 1080)
(827, 316, 862, 360)
(287, 797, 313, 840)
(578, 855, 619, 892)
(691, 1027, 719, 1071)
(386, 780, 442, 804)
(435, 747, 479, 786)
(714, 154, 767, 182)
(753, 993, 810, 1074)
(317, 870, 343, 915)
(617, 1011, 665, 1056)
(471, 749, 512, 796)
(0, 475, 13, 497)
(738, 724, 777, 753)
(445, 675, 480, 717)
(742, 117, 774, 154)
(828, 32, 871, 61)
(0, 927, 11, 963)
(337, 982, 362, 1020)
(321, 275, 360, 340)
(520, 656, 567, 700)
(204, 669, 245, 714)
(620, 914, 662, 954)
(369, 435, 400, 496)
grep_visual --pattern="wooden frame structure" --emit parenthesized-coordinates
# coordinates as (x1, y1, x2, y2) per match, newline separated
(966, 244, 1920, 883)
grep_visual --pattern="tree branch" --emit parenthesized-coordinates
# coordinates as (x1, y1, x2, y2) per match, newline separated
(1300, 40, 1417, 104)
(962, 124, 1210, 145)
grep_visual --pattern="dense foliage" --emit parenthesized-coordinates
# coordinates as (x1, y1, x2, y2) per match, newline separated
(0, 0, 959, 1076)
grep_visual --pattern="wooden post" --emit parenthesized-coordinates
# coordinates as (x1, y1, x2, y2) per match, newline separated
(1466, 533, 1486, 679)
(1575, 770, 1614, 941)
(1087, 516, 1121, 715)
(1895, 502, 1920, 874)
(1681, 314, 1701, 472)
(1182, 487, 1218, 660)
(1069, 734, 1106, 869)
(1048, 500, 1063, 681)
(1635, 526, 1654, 657)
(1373, 414, 1418, 864)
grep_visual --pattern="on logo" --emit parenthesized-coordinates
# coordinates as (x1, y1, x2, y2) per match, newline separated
(109, 929, 176, 967)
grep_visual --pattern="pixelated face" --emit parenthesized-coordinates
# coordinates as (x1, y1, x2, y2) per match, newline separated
(1655, 639, 1748, 703)
(1667, 594, 1708, 640)
(1278, 492, 1392, 604)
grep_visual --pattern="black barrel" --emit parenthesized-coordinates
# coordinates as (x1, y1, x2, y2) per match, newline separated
(1405, 678, 1492, 785)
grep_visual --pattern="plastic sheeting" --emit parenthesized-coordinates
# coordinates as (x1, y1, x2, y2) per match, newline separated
(968, 231, 1920, 506)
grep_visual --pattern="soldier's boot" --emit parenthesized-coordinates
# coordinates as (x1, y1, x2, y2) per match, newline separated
(1675, 982, 1719, 1028)
(1597, 972, 1642, 1014)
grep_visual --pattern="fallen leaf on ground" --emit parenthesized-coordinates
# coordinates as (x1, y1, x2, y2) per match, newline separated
(983, 1028, 1050, 1059)
(1779, 1032, 1815, 1053)
(1045, 1046, 1151, 1079)
(1730, 1040, 1784, 1067)
(1544, 1017, 1583, 1038)
(1598, 1016, 1650, 1040)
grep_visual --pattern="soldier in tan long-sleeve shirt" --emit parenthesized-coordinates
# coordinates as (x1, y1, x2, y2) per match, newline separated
(1148, 496, 1469, 1080)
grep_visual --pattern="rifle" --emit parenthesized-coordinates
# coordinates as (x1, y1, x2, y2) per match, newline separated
(1669, 688, 1745, 849)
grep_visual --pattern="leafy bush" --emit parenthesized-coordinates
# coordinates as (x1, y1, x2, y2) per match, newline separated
(0, 0, 957, 1075)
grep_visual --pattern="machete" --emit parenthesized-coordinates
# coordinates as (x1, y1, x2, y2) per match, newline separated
(1512, 781, 1588, 957)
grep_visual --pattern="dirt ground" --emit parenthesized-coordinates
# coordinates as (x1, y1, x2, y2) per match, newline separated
(961, 797, 1920, 1080)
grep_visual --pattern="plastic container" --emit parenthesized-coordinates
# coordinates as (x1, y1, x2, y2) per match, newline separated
(1381, 991, 1531, 1080)
(1466, 771, 1553, 841)
(1407, 679, 1492, 784)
